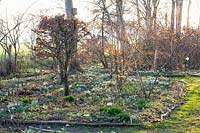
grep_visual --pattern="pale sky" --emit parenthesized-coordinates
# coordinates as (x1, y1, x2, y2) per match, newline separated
(0, 0, 93, 21)
(0, 0, 199, 26)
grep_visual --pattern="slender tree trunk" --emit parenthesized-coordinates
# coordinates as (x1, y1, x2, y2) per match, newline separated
(136, 0, 141, 27)
(59, 61, 64, 84)
(133, 56, 147, 98)
(116, 0, 127, 73)
(64, 0, 75, 96)
(169, 0, 175, 70)
(144, 0, 153, 69)
(14, 44, 17, 72)
(198, 18, 200, 30)
(7, 45, 12, 75)
(101, 10, 108, 68)
(165, 13, 168, 27)
(64, 72, 69, 96)
(146, 0, 152, 38)
(171, 0, 175, 33)
(65, 0, 82, 73)
(187, 0, 191, 28)
(116, 0, 123, 71)
(152, 0, 159, 70)
(176, 0, 183, 38)
(64, 51, 70, 96)
(63, 18, 78, 96)
(175, 0, 183, 69)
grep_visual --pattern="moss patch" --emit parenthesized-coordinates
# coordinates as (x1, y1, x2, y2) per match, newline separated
(159, 77, 200, 132)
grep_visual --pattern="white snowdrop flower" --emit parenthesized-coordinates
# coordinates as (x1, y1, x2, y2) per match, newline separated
(66, 124, 70, 127)
(59, 88, 64, 91)
(11, 114, 14, 119)
(107, 102, 113, 107)
(83, 114, 90, 117)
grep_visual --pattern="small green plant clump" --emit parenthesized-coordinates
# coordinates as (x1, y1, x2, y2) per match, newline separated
(19, 97, 32, 104)
(107, 107, 122, 115)
(1, 97, 9, 103)
(118, 113, 130, 121)
(63, 95, 77, 102)
(137, 98, 147, 110)
(99, 106, 108, 112)
(99, 106, 123, 115)
(99, 106, 130, 122)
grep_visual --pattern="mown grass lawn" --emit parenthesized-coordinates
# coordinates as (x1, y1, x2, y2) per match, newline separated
(158, 76, 200, 133)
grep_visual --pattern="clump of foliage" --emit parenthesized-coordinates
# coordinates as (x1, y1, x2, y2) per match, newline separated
(118, 113, 130, 121)
(99, 106, 130, 122)
(107, 107, 123, 116)
(158, 81, 170, 89)
(19, 97, 32, 104)
(0, 109, 9, 118)
(7, 103, 28, 117)
(63, 95, 77, 102)
(1, 97, 9, 103)
(99, 106, 108, 112)
(130, 115, 138, 123)
(99, 106, 123, 115)
(137, 98, 147, 110)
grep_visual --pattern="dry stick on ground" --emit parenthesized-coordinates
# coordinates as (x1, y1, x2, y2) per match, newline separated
(28, 126, 62, 132)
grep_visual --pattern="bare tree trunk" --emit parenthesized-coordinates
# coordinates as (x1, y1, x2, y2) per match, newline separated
(63, 0, 78, 96)
(165, 13, 168, 27)
(187, 0, 191, 28)
(133, 54, 147, 98)
(171, 0, 175, 33)
(14, 44, 17, 72)
(64, 49, 71, 96)
(7, 45, 12, 75)
(146, 0, 152, 38)
(136, 0, 141, 27)
(58, 59, 64, 84)
(199, 18, 200, 30)
(116, 0, 123, 71)
(101, 8, 108, 68)
(64, 73, 69, 96)
(176, 0, 183, 38)
(175, 0, 183, 69)
(65, 0, 82, 73)
(152, 0, 159, 70)
(169, 0, 175, 70)
(145, 0, 153, 69)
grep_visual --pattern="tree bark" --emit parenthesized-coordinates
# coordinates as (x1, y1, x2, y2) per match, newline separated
(7, 45, 12, 75)
(146, 0, 152, 38)
(176, 0, 183, 38)
(64, 72, 69, 96)
(187, 0, 191, 28)
(171, 0, 175, 33)
(63, 19, 78, 96)
(136, 0, 141, 27)
(101, 9, 108, 68)
(64, 50, 70, 96)
(169, 0, 176, 70)
(152, 0, 159, 70)
(14, 44, 17, 72)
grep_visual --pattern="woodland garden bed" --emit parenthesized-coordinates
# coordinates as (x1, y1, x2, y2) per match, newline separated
(0, 66, 188, 128)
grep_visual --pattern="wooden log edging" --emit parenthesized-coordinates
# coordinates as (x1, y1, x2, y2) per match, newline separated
(0, 101, 185, 130)
(0, 103, 186, 128)
(187, 73, 200, 77)
(0, 119, 144, 127)
(160, 102, 185, 121)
